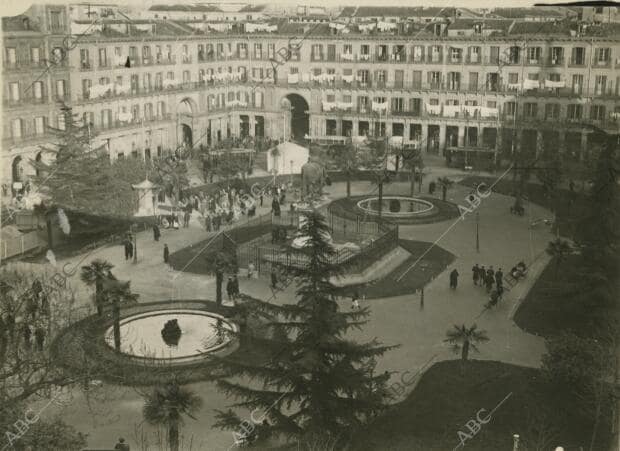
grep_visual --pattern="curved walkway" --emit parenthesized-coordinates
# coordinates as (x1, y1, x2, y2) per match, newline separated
(25, 162, 554, 450)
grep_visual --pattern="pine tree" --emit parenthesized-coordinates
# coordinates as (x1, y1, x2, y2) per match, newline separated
(33, 103, 144, 217)
(213, 211, 395, 446)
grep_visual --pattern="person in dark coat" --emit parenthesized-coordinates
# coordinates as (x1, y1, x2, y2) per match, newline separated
(272, 198, 281, 217)
(226, 277, 234, 301)
(270, 269, 278, 290)
(124, 238, 133, 260)
(495, 268, 503, 290)
(232, 275, 240, 300)
(485, 272, 494, 292)
(163, 244, 170, 264)
(153, 224, 161, 242)
(449, 269, 459, 289)
(472, 264, 480, 286)
(259, 193, 264, 207)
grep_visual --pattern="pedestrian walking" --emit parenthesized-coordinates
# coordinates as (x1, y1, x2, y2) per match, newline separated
(495, 268, 503, 289)
(183, 210, 190, 228)
(123, 238, 132, 260)
(247, 262, 255, 279)
(205, 215, 212, 232)
(163, 244, 170, 264)
(479, 265, 485, 286)
(259, 193, 263, 207)
(485, 273, 494, 292)
(232, 275, 240, 299)
(152, 224, 160, 242)
(472, 264, 480, 286)
(272, 197, 281, 217)
(449, 268, 459, 289)
(226, 277, 234, 301)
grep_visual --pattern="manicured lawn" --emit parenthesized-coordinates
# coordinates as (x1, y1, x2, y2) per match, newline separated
(335, 239, 455, 300)
(350, 360, 612, 451)
(514, 254, 595, 338)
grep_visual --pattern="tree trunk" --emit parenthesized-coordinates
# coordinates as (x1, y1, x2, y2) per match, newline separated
(169, 421, 180, 451)
(589, 390, 602, 451)
(410, 166, 415, 196)
(95, 282, 103, 316)
(460, 341, 470, 375)
(216, 270, 223, 307)
(442, 185, 447, 201)
(346, 173, 351, 198)
(46, 217, 54, 250)
(113, 297, 121, 351)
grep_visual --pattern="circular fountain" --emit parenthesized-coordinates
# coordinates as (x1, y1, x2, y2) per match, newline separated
(104, 309, 238, 364)
(356, 196, 436, 219)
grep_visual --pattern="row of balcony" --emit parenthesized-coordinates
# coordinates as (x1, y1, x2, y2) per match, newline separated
(3, 94, 70, 107)
(4, 59, 69, 71)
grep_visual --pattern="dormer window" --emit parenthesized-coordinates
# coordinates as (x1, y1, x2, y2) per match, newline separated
(473, 23, 482, 34)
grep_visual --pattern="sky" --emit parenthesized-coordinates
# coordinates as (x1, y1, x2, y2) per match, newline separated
(0, 0, 575, 18)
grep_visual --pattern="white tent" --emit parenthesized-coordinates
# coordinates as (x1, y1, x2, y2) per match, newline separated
(267, 142, 309, 176)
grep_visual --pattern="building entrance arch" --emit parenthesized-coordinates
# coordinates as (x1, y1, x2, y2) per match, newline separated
(282, 93, 309, 141)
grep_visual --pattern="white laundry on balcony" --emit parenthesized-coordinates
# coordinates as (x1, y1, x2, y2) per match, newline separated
(462, 105, 480, 117)
(118, 112, 133, 123)
(359, 54, 370, 61)
(342, 74, 354, 83)
(114, 55, 126, 66)
(544, 79, 565, 88)
(114, 84, 130, 95)
(523, 79, 540, 90)
(443, 105, 460, 117)
(507, 83, 521, 91)
(322, 101, 337, 112)
(371, 101, 388, 112)
(425, 103, 441, 115)
(479, 107, 499, 118)
(377, 21, 397, 31)
(341, 53, 354, 61)
(287, 73, 299, 84)
(301, 73, 310, 83)
(337, 102, 353, 111)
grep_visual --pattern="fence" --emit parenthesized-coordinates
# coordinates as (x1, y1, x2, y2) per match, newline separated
(1, 230, 45, 261)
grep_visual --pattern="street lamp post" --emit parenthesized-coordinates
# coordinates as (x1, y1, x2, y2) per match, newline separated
(132, 223, 138, 264)
(476, 212, 480, 253)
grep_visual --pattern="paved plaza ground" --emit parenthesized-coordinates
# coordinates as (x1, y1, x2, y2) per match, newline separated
(32, 159, 555, 450)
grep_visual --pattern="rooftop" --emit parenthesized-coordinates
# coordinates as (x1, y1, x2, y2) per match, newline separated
(448, 18, 513, 31)
(148, 4, 223, 12)
(2, 14, 41, 32)
(339, 6, 456, 19)
(491, 7, 565, 19)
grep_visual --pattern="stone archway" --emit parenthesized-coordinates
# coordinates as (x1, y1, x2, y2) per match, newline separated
(282, 93, 309, 141)
(12, 156, 23, 182)
(177, 97, 197, 149)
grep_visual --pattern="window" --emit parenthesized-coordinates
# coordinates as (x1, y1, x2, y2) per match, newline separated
(143, 73, 152, 91)
(254, 43, 262, 59)
(80, 49, 90, 68)
(343, 44, 353, 55)
(183, 70, 190, 83)
(550, 47, 563, 64)
(430, 45, 441, 63)
(447, 72, 460, 90)
(33, 81, 44, 100)
(157, 101, 166, 117)
(311, 44, 323, 61)
(11, 118, 23, 138)
(428, 71, 441, 88)
(99, 48, 107, 67)
(595, 48, 611, 65)
(357, 70, 370, 85)
(508, 46, 520, 64)
(267, 44, 275, 59)
(145, 103, 154, 120)
(31, 47, 40, 63)
(58, 113, 66, 130)
(360, 45, 370, 56)
(358, 96, 369, 112)
(450, 47, 462, 63)
(142, 45, 151, 63)
(412, 45, 424, 62)
(572, 74, 584, 94)
(524, 103, 538, 118)
(595, 7, 604, 13)
(82, 79, 91, 99)
(34, 116, 45, 135)
(9, 82, 19, 101)
(590, 104, 605, 121)
(375, 70, 386, 86)
(545, 103, 560, 119)
(567, 104, 582, 120)
(469, 46, 480, 63)
(50, 10, 62, 30)
(571, 47, 585, 65)
(5, 47, 16, 66)
(391, 97, 404, 112)
(504, 102, 517, 116)
(526, 47, 541, 63)
(56, 80, 65, 98)
(595, 75, 607, 95)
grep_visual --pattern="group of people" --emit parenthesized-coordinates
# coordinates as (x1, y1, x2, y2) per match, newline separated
(471, 264, 505, 308)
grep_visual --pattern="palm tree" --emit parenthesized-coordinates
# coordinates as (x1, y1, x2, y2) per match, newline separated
(142, 381, 203, 451)
(80, 259, 114, 317)
(444, 324, 489, 374)
(101, 277, 139, 351)
(546, 238, 572, 280)
(436, 177, 454, 201)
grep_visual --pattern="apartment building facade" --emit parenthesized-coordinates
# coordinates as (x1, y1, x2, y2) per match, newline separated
(3, 9, 620, 188)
